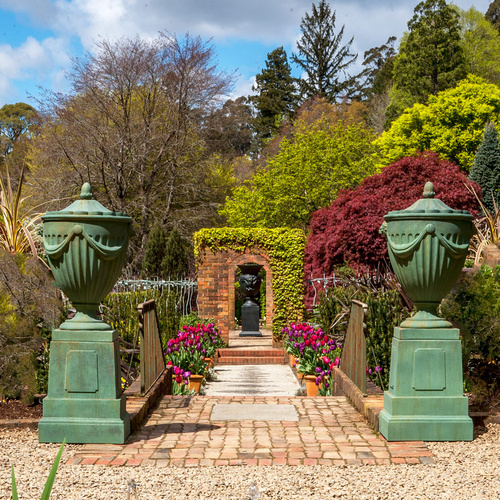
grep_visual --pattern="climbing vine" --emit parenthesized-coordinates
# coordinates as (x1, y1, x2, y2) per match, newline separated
(194, 228, 305, 340)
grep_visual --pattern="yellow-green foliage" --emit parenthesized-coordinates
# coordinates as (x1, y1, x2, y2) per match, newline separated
(220, 118, 378, 229)
(194, 227, 305, 340)
(375, 76, 500, 171)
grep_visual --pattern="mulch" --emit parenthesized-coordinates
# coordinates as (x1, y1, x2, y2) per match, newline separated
(0, 399, 43, 420)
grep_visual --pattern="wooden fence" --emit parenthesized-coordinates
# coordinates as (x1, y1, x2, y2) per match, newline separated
(339, 300, 368, 394)
(138, 299, 166, 396)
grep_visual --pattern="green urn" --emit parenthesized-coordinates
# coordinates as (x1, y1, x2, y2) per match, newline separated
(42, 183, 133, 330)
(39, 183, 133, 444)
(379, 182, 474, 442)
(383, 181, 474, 328)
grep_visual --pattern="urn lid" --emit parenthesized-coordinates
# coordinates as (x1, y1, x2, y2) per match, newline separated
(384, 182, 473, 222)
(42, 183, 132, 222)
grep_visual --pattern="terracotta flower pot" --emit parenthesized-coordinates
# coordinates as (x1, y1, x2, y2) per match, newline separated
(203, 357, 214, 369)
(295, 365, 305, 380)
(289, 353, 296, 366)
(188, 374, 204, 394)
(304, 375, 319, 396)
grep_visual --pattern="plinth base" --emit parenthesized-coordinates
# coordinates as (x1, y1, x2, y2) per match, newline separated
(239, 330, 262, 337)
(38, 329, 130, 444)
(39, 416, 129, 444)
(379, 327, 472, 442)
(379, 397, 472, 441)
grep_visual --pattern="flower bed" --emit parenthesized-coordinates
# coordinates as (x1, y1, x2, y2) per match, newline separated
(283, 322, 341, 395)
(165, 323, 226, 394)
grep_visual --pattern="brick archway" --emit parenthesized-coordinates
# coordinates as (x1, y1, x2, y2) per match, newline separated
(197, 247, 273, 343)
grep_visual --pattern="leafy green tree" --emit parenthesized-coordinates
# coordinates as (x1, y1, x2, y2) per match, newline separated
(142, 223, 168, 278)
(388, 0, 466, 122)
(161, 227, 190, 278)
(470, 122, 500, 212)
(202, 97, 254, 160)
(0, 103, 36, 157)
(251, 47, 298, 141)
(460, 7, 500, 84)
(28, 34, 233, 273)
(486, 0, 500, 33)
(355, 36, 397, 102)
(292, 0, 357, 102)
(220, 118, 377, 229)
(375, 76, 500, 171)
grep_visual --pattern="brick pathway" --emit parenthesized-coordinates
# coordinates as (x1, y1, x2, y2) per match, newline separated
(68, 395, 435, 467)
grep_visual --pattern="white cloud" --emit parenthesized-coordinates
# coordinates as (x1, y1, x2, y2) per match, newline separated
(0, 35, 71, 104)
(230, 75, 256, 101)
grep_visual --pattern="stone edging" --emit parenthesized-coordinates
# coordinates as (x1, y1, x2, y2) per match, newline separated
(331, 367, 384, 432)
(0, 366, 173, 434)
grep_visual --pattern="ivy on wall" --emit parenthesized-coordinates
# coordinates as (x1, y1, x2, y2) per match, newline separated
(194, 227, 305, 340)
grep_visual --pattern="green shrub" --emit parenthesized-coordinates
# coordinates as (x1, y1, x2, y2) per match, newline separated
(102, 288, 183, 349)
(364, 290, 409, 389)
(441, 265, 500, 409)
(0, 251, 61, 402)
(314, 271, 409, 390)
(442, 265, 500, 364)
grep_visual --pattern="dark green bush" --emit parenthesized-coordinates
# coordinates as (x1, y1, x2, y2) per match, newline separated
(364, 290, 409, 389)
(0, 252, 61, 402)
(441, 265, 500, 409)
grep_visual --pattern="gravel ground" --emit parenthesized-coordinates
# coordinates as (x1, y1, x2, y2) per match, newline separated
(1, 424, 499, 500)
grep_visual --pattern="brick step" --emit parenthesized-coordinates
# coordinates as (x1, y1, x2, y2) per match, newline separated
(217, 348, 286, 365)
(217, 356, 287, 365)
(218, 349, 284, 357)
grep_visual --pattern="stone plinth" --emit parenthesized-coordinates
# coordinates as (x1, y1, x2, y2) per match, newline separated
(378, 327, 472, 441)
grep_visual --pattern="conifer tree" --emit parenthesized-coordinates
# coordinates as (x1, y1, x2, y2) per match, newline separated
(470, 122, 500, 213)
(161, 228, 190, 279)
(486, 0, 500, 33)
(142, 223, 168, 278)
(251, 47, 298, 140)
(388, 0, 466, 123)
(292, 0, 357, 102)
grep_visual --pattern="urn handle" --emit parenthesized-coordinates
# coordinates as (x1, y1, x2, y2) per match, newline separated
(45, 225, 128, 261)
(387, 223, 469, 260)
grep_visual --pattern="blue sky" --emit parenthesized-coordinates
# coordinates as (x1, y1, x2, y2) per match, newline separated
(0, 0, 492, 108)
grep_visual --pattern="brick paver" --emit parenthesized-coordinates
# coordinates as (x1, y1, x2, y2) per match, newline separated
(70, 395, 435, 467)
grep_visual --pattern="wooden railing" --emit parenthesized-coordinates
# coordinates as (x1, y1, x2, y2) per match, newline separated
(339, 300, 368, 394)
(138, 299, 166, 396)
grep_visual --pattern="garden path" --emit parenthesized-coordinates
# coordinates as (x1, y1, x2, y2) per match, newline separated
(68, 395, 435, 466)
(67, 328, 435, 467)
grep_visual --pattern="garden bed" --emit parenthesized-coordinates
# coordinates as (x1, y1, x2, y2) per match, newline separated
(0, 399, 43, 420)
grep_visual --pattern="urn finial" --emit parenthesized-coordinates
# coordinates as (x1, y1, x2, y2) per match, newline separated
(80, 182, 93, 200)
(423, 181, 435, 199)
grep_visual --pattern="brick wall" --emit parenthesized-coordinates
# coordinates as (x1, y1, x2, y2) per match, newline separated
(197, 247, 274, 343)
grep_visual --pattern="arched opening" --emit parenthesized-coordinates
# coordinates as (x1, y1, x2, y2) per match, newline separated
(234, 264, 267, 333)
(227, 252, 274, 340)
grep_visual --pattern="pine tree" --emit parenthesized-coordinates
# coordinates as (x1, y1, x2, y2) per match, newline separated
(392, 0, 466, 107)
(161, 228, 190, 279)
(470, 122, 500, 213)
(251, 47, 298, 140)
(292, 0, 357, 102)
(142, 223, 168, 278)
